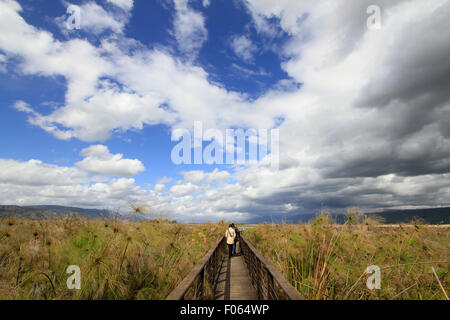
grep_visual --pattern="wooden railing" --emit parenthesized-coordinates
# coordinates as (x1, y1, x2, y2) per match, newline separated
(240, 236, 304, 300)
(165, 236, 226, 300)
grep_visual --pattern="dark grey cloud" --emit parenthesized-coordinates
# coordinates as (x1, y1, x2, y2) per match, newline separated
(356, 2, 450, 110)
(316, 1, 450, 181)
(320, 138, 450, 178)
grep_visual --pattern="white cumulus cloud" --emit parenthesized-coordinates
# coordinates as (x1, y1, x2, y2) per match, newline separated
(172, 0, 208, 58)
(76, 145, 145, 177)
(170, 182, 201, 196)
(0, 159, 89, 186)
(106, 0, 134, 12)
(230, 35, 257, 63)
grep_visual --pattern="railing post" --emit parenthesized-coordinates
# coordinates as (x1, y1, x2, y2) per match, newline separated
(199, 268, 204, 299)
(257, 258, 262, 299)
(267, 269, 274, 300)
(212, 250, 216, 286)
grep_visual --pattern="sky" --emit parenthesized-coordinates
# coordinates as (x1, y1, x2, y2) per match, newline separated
(0, 0, 449, 222)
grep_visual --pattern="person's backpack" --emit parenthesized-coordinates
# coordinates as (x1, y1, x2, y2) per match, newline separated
(233, 227, 240, 241)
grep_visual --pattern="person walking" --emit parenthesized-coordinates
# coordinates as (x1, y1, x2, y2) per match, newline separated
(225, 224, 236, 258)
(231, 223, 240, 256)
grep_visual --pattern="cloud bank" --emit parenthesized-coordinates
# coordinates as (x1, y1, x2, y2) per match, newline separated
(0, 0, 449, 221)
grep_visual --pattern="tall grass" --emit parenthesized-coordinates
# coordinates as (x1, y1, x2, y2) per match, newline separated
(0, 216, 224, 300)
(245, 212, 449, 300)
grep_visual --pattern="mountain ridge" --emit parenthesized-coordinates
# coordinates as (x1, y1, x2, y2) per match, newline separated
(0, 205, 449, 224)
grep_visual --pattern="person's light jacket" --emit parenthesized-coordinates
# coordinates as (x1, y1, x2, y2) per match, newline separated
(225, 227, 236, 245)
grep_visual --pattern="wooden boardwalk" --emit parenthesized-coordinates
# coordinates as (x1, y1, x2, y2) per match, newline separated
(166, 235, 304, 301)
(215, 243, 258, 300)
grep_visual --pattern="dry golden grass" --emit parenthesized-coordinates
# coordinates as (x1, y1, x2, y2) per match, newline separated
(0, 216, 224, 300)
(244, 215, 450, 300)
(2, 213, 448, 301)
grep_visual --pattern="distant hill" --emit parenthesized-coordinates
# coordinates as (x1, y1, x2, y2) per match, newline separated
(0, 205, 114, 220)
(1, 205, 449, 224)
(248, 207, 450, 225)
(246, 213, 346, 225)
(368, 207, 450, 225)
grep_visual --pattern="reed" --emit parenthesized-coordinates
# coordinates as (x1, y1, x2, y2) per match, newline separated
(0, 216, 224, 300)
(245, 212, 449, 300)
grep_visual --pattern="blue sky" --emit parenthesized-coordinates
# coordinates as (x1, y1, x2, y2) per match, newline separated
(0, 0, 289, 188)
(0, 0, 291, 220)
(0, 0, 449, 222)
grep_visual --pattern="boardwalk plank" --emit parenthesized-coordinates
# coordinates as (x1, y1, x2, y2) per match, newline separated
(215, 243, 258, 300)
